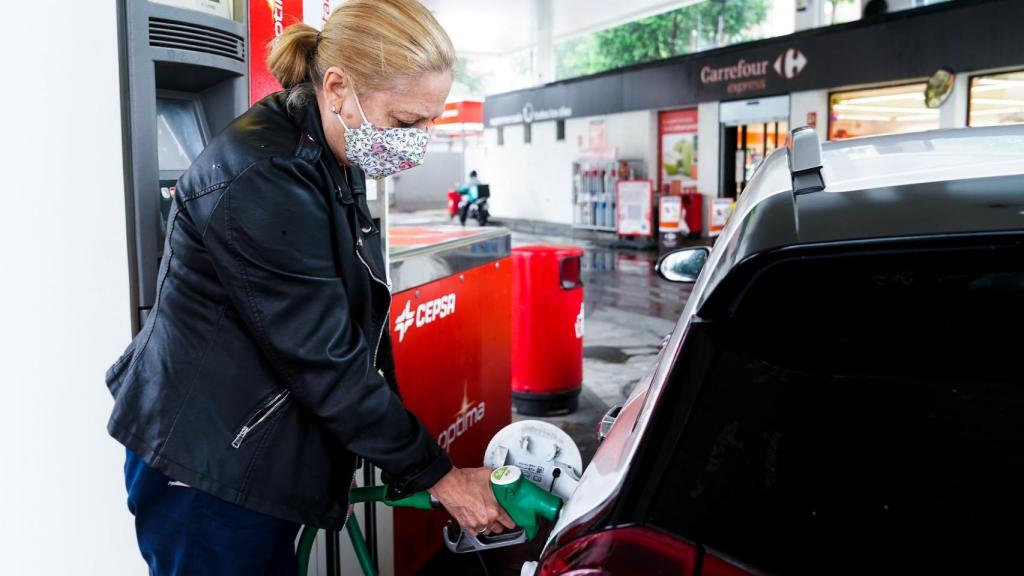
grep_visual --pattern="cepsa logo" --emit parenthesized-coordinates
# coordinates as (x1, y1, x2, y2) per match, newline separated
(438, 401, 486, 452)
(394, 293, 457, 342)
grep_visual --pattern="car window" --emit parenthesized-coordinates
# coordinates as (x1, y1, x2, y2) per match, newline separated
(647, 241, 1024, 574)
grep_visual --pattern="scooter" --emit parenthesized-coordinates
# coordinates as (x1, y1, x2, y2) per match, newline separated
(460, 195, 490, 226)
(297, 420, 581, 576)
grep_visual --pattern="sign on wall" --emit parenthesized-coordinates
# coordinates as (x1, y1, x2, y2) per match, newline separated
(484, 1, 1023, 126)
(589, 120, 606, 149)
(658, 108, 698, 196)
(616, 180, 654, 237)
(708, 198, 735, 237)
(249, 0, 304, 105)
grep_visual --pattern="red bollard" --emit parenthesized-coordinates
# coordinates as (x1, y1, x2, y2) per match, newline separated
(511, 245, 585, 415)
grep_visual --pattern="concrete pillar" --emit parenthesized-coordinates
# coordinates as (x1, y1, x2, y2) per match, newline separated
(794, 0, 825, 31)
(532, 0, 554, 85)
(790, 90, 830, 141)
(939, 72, 970, 129)
(697, 101, 720, 202)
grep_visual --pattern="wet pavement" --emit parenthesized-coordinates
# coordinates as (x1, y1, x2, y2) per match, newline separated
(391, 210, 695, 575)
(502, 227, 692, 464)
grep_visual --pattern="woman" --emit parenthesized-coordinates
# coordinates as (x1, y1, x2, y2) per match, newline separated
(105, 1, 513, 573)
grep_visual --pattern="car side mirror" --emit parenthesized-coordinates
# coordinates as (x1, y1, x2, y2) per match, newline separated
(656, 247, 710, 283)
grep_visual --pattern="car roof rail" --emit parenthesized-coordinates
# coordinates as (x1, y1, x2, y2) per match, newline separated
(788, 126, 825, 196)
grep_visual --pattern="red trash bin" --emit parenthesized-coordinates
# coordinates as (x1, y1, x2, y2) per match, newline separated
(511, 245, 585, 415)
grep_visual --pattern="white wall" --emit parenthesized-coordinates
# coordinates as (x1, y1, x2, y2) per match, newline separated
(940, 73, 970, 130)
(0, 2, 141, 574)
(483, 110, 656, 225)
(794, 0, 824, 31)
(696, 101, 721, 205)
(790, 89, 830, 141)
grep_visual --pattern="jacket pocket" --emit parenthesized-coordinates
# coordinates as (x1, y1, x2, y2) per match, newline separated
(231, 390, 291, 449)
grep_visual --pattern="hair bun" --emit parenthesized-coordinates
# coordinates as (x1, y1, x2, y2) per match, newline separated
(267, 23, 319, 90)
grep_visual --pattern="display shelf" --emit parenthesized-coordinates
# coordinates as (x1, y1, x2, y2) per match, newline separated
(571, 158, 645, 231)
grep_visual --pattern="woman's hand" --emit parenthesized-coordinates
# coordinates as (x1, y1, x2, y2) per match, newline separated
(428, 467, 516, 535)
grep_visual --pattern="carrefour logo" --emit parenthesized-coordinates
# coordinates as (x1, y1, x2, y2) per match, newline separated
(394, 293, 457, 342)
(773, 48, 807, 80)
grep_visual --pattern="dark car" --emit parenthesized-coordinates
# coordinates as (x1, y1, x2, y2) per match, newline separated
(525, 126, 1024, 575)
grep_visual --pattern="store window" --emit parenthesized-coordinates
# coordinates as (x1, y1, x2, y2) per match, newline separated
(556, 119, 565, 141)
(829, 83, 938, 141)
(497, 126, 504, 146)
(969, 70, 1024, 127)
(524, 123, 532, 144)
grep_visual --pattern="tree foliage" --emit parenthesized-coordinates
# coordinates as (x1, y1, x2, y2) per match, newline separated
(556, 0, 771, 80)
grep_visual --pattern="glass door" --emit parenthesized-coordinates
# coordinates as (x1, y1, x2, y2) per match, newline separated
(718, 96, 790, 198)
(733, 120, 788, 196)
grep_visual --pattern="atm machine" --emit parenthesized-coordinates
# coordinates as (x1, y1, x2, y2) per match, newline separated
(118, 0, 248, 332)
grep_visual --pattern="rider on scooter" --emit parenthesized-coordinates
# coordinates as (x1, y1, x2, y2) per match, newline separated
(457, 170, 482, 226)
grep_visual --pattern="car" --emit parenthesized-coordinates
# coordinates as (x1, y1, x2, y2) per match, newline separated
(524, 125, 1024, 575)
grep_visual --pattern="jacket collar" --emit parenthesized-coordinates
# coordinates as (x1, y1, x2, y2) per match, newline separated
(288, 89, 367, 204)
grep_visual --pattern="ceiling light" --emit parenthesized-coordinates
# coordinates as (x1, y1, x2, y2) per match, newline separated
(970, 108, 1024, 116)
(841, 92, 924, 105)
(895, 114, 941, 122)
(971, 98, 1024, 106)
(833, 104, 938, 114)
(835, 114, 892, 121)
(975, 77, 1024, 88)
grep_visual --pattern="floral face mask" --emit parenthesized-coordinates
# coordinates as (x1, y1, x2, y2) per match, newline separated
(334, 89, 429, 180)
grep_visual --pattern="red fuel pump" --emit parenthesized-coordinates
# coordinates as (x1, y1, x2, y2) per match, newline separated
(387, 226, 513, 576)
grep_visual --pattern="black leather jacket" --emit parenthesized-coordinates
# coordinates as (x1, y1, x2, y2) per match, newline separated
(106, 91, 451, 529)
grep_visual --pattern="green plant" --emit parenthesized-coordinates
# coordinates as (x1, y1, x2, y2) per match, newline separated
(555, 0, 771, 81)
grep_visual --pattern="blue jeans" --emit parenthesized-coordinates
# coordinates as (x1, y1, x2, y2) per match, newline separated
(125, 450, 300, 576)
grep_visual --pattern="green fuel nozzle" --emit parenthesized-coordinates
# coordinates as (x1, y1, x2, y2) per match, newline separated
(489, 465, 562, 540)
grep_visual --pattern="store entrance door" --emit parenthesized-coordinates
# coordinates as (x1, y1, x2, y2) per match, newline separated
(719, 96, 790, 197)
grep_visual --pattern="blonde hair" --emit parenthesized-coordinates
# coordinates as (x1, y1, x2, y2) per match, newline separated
(267, 0, 456, 110)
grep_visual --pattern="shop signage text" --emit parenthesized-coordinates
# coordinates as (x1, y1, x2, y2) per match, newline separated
(489, 102, 573, 127)
(438, 400, 486, 452)
(701, 58, 771, 95)
(700, 49, 806, 96)
(249, 0, 302, 104)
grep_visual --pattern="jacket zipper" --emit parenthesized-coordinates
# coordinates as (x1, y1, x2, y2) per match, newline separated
(356, 236, 391, 369)
(232, 390, 291, 448)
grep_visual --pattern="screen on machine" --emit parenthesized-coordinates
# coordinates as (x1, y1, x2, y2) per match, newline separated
(156, 97, 207, 232)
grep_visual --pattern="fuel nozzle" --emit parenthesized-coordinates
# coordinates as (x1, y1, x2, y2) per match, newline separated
(490, 465, 562, 541)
